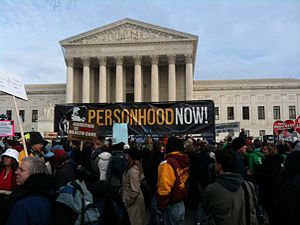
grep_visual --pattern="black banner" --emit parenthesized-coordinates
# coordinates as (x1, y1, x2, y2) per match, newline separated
(54, 100, 215, 139)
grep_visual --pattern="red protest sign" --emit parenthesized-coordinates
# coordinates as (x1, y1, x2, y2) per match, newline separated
(273, 120, 285, 135)
(295, 116, 300, 134)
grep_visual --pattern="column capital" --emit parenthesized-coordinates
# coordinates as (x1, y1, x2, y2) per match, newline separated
(150, 55, 159, 65)
(66, 57, 74, 67)
(115, 56, 123, 66)
(134, 55, 142, 65)
(185, 54, 193, 64)
(97, 56, 107, 66)
(167, 54, 176, 64)
(81, 57, 90, 66)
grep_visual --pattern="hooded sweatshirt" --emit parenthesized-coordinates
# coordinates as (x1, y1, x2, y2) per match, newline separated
(204, 172, 258, 225)
(157, 151, 190, 209)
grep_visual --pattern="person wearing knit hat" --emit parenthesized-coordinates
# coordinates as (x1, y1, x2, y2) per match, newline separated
(156, 136, 190, 225)
(166, 136, 184, 154)
(232, 137, 247, 153)
(121, 146, 146, 225)
(53, 149, 76, 190)
(18, 132, 48, 162)
(0, 148, 19, 191)
(231, 137, 247, 179)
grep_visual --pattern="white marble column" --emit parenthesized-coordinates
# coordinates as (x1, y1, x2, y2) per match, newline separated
(66, 58, 74, 103)
(82, 57, 90, 103)
(168, 54, 176, 101)
(134, 56, 142, 102)
(115, 56, 123, 102)
(98, 57, 107, 103)
(185, 54, 194, 100)
(151, 55, 159, 102)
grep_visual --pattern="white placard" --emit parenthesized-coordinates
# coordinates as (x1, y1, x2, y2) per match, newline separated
(0, 71, 28, 100)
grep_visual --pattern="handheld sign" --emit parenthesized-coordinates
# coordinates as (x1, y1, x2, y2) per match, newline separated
(0, 120, 14, 137)
(113, 123, 128, 144)
(0, 71, 28, 156)
(0, 71, 28, 100)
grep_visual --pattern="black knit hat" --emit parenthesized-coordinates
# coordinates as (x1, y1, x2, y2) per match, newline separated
(30, 132, 48, 146)
(232, 137, 246, 150)
(166, 136, 184, 154)
(125, 147, 142, 160)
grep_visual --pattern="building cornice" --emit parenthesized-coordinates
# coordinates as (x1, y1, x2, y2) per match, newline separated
(193, 78, 300, 91)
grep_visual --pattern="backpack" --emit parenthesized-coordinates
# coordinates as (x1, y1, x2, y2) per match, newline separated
(110, 151, 126, 180)
(52, 180, 100, 225)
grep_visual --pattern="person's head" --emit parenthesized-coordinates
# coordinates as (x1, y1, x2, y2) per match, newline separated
(215, 150, 235, 175)
(15, 157, 48, 186)
(253, 139, 262, 149)
(262, 143, 278, 157)
(153, 141, 162, 152)
(29, 132, 48, 152)
(166, 136, 184, 154)
(125, 147, 142, 162)
(94, 137, 104, 149)
(0, 148, 19, 170)
(125, 146, 143, 173)
(232, 137, 247, 154)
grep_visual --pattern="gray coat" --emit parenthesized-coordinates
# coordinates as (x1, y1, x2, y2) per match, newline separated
(203, 172, 258, 225)
(121, 164, 146, 225)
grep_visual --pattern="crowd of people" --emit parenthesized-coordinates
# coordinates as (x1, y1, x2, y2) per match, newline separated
(0, 131, 299, 225)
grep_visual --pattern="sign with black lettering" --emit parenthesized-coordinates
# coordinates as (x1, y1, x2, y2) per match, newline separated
(0, 120, 14, 137)
(54, 100, 215, 140)
(68, 122, 98, 142)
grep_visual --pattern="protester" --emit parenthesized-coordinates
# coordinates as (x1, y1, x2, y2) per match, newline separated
(0, 149, 19, 191)
(18, 132, 48, 162)
(0, 157, 55, 225)
(121, 147, 146, 225)
(142, 141, 164, 225)
(53, 149, 76, 190)
(277, 151, 300, 225)
(231, 137, 248, 179)
(97, 144, 112, 181)
(92, 137, 105, 161)
(156, 136, 190, 225)
(203, 150, 258, 225)
(254, 143, 284, 225)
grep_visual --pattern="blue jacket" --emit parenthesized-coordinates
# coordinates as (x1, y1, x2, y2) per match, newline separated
(6, 195, 53, 225)
(1, 173, 55, 225)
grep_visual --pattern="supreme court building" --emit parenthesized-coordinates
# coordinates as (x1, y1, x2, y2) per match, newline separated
(1, 18, 299, 140)
(60, 18, 197, 103)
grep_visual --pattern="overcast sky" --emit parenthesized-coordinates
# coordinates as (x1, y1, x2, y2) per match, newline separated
(0, 0, 299, 84)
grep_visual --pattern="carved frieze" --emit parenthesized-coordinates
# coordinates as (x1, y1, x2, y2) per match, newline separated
(69, 23, 186, 44)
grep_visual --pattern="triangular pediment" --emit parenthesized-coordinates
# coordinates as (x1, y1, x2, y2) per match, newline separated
(60, 18, 198, 45)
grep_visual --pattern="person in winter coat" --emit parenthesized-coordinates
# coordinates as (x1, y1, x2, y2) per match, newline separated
(203, 150, 258, 225)
(142, 141, 164, 225)
(0, 157, 55, 225)
(53, 149, 77, 190)
(231, 137, 248, 179)
(18, 132, 48, 162)
(156, 136, 190, 225)
(254, 143, 283, 225)
(276, 151, 300, 225)
(0, 149, 19, 191)
(121, 147, 146, 225)
(97, 145, 112, 181)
